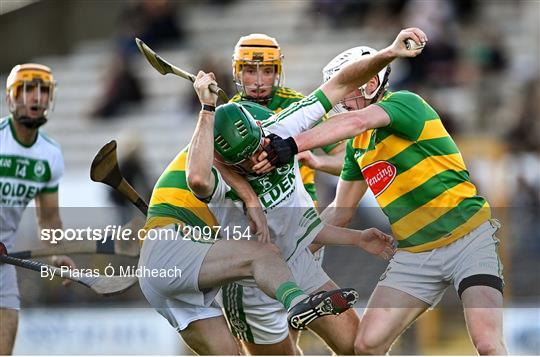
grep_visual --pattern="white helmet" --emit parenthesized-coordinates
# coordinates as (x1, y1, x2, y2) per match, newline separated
(323, 46, 389, 104)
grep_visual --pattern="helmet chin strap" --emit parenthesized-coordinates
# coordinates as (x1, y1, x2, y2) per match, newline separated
(15, 115, 48, 129)
(12, 104, 48, 129)
(11, 92, 50, 129)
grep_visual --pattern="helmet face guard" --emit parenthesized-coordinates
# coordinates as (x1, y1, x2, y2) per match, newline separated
(6, 64, 56, 128)
(232, 34, 284, 102)
(214, 103, 264, 165)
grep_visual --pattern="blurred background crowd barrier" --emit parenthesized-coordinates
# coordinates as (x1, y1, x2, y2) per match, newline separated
(0, 0, 538, 354)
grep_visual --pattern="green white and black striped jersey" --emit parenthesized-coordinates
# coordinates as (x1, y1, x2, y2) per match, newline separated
(0, 116, 64, 251)
(207, 89, 333, 261)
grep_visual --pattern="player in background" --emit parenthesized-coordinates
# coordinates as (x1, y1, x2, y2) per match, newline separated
(230, 33, 345, 205)
(0, 64, 75, 355)
(261, 43, 507, 355)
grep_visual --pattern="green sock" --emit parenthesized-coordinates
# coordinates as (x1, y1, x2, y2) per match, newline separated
(276, 281, 307, 310)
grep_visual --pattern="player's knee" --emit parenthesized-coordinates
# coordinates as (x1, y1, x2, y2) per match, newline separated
(473, 337, 505, 355)
(216, 340, 242, 355)
(181, 329, 241, 355)
(244, 337, 296, 355)
(467, 312, 506, 355)
(189, 339, 240, 355)
(235, 242, 281, 277)
(334, 331, 356, 354)
(251, 242, 281, 261)
(354, 334, 388, 355)
(258, 241, 281, 255)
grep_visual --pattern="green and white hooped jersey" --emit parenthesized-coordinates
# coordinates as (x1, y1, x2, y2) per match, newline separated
(0, 116, 64, 251)
(207, 90, 333, 261)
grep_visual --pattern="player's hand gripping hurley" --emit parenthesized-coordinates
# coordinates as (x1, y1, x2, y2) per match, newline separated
(135, 38, 229, 103)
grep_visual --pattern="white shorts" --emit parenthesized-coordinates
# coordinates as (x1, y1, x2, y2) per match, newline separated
(0, 264, 20, 309)
(378, 219, 504, 307)
(138, 225, 222, 332)
(313, 245, 325, 268)
(217, 247, 330, 344)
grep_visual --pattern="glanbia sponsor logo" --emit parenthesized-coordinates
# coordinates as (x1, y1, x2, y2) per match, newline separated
(361, 161, 397, 196)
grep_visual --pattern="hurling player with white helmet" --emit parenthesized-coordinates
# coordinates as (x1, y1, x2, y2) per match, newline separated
(260, 33, 507, 355)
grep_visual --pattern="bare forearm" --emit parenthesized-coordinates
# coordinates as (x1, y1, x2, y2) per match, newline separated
(314, 224, 359, 246)
(35, 195, 63, 235)
(320, 204, 356, 227)
(234, 181, 260, 207)
(216, 161, 260, 207)
(338, 48, 394, 93)
(37, 213, 68, 263)
(39, 216, 62, 231)
(315, 223, 396, 261)
(187, 111, 215, 194)
(189, 111, 215, 169)
(313, 151, 345, 176)
(295, 111, 364, 152)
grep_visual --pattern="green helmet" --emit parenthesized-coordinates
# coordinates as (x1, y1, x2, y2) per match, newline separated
(237, 101, 274, 122)
(214, 102, 263, 164)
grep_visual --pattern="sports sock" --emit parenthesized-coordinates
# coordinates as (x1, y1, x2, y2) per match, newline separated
(275, 281, 308, 310)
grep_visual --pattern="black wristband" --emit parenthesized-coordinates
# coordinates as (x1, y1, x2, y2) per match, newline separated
(201, 104, 216, 112)
(285, 137, 299, 155)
